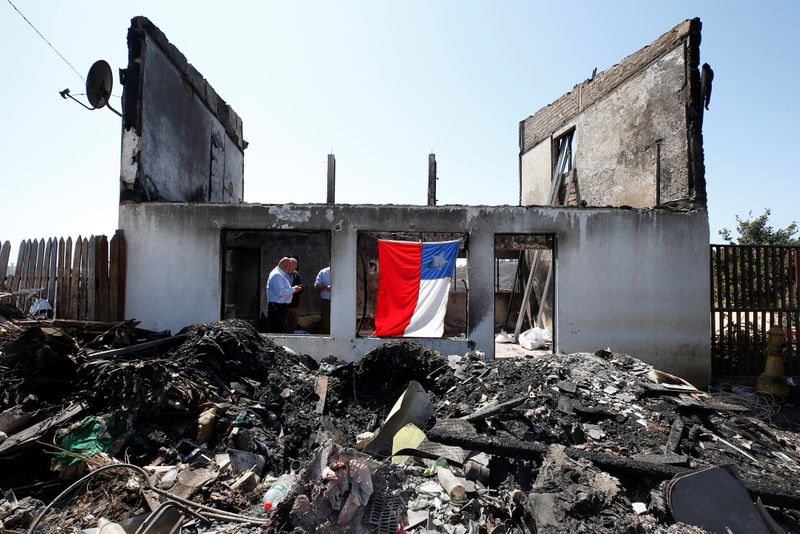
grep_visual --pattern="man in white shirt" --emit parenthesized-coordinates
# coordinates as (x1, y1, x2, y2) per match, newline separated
(314, 266, 331, 333)
(266, 257, 302, 333)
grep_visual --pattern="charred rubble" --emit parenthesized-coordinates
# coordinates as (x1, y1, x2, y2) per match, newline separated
(0, 318, 799, 533)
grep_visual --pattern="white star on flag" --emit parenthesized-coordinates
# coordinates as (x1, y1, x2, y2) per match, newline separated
(429, 254, 447, 269)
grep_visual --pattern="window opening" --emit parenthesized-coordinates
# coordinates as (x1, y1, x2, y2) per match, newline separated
(494, 234, 555, 357)
(553, 130, 580, 206)
(356, 232, 467, 338)
(222, 230, 331, 335)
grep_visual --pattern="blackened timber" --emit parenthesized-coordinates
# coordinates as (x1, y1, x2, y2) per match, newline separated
(459, 396, 527, 423)
(427, 423, 800, 509)
(327, 154, 336, 204)
(85, 334, 187, 359)
(0, 241, 10, 287)
(427, 424, 688, 479)
(665, 417, 684, 453)
(427, 153, 437, 206)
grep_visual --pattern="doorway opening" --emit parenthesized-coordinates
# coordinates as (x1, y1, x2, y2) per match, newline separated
(494, 233, 555, 357)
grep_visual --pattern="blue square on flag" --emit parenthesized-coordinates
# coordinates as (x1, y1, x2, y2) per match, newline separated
(421, 241, 459, 281)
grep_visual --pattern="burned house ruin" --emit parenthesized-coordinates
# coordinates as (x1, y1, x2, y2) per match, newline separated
(9, 16, 800, 534)
(118, 17, 710, 385)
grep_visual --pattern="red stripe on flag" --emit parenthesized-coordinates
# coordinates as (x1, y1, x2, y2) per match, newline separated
(374, 241, 422, 337)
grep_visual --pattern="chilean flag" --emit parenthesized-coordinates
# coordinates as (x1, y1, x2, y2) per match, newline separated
(374, 240, 460, 337)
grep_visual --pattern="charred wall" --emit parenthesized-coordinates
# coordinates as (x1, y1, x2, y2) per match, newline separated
(119, 203, 711, 386)
(520, 18, 706, 209)
(120, 17, 246, 203)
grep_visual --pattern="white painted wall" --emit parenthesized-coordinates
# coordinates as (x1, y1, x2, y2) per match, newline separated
(520, 140, 552, 205)
(119, 203, 711, 385)
(553, 209, 710, 384)
(121, 204, 223, 333)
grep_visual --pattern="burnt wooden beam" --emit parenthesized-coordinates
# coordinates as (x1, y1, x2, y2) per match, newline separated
(427, 423, 800, 509)
(85, 334, 187, 359)
(327, 154, 336, 204)
(427, 153, 437, 206)
(428, 425, 687, 479)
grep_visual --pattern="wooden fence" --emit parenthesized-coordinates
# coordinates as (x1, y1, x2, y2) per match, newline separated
(711, 244, 800, 376)
(0, 231, 126, 321)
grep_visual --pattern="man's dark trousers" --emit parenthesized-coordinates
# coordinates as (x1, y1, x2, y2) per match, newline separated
(268, 302, 289, 333)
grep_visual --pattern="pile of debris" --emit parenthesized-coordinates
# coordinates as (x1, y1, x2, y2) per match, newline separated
(0, 316, 799, 533)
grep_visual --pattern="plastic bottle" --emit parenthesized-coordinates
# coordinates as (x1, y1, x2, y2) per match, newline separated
(262, 473, 295, 511)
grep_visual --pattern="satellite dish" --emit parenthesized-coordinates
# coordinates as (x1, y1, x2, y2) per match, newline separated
(59, 59, 122, 117)
(86, 60, 113, 109)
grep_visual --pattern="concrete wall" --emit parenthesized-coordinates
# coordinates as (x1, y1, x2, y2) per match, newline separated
(120, 17, 246, 203)
(519, 18, 706, 209)
(119, 202, 711, 385)
(520, 141, 551, 206)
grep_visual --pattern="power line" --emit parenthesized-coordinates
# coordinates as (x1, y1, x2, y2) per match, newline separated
(6, 0, 85, 82)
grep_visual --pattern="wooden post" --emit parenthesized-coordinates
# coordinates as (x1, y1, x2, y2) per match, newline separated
(87, 236, 97, 321)
(33, 239, 45, 293)
(62, 237, 73, 318)
(98, 235, 109, 321)
(17, 241, 30, 292)
(0, 241, 10, 289)
(71, 236, 82, 320)
(80, 237, 89, 320)
(56, 238, 66, 318)
(110, 232, 120, 321)
(48, 238, 58, 303)
(117, 231, 126, 320)
(25, 239, 44, 289)
(10, 241, 26, 292)
(42, 238, 53, 301)
(327, 154, 336, 204)
(428, 153, 437, 206)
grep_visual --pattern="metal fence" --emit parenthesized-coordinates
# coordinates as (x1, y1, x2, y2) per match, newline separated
(1, 231, 126, 321)
(711, 244, 800, 376)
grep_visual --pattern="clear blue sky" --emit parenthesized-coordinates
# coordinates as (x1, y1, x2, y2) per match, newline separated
(1, 1, 798, 255)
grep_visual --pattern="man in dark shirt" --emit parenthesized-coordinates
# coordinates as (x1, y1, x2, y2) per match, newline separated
(285, 257, 304, 333)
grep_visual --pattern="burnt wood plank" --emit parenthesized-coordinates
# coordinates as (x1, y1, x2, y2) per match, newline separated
(48, 237, 58, 304)
(713, 245, 724, 371)
(70, 236, 82, 320)
(9, 240, 25, 292)
(24, 239, 37, 292)
(0, 241, 10, 291)
(55, 238, 66, 318)
(708, 245, 720, 368)
(109, 233, 120, 321)
(87, 236, 97, 321)
(117, 231, 126, 320)
(33, 238, 45, 293)
(62, 238, 73, 319)
(80, 237, 89, 320)
(427, 423, 800, 509)
(746, 246, 756, 362)
(42, 238, 53, 301)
